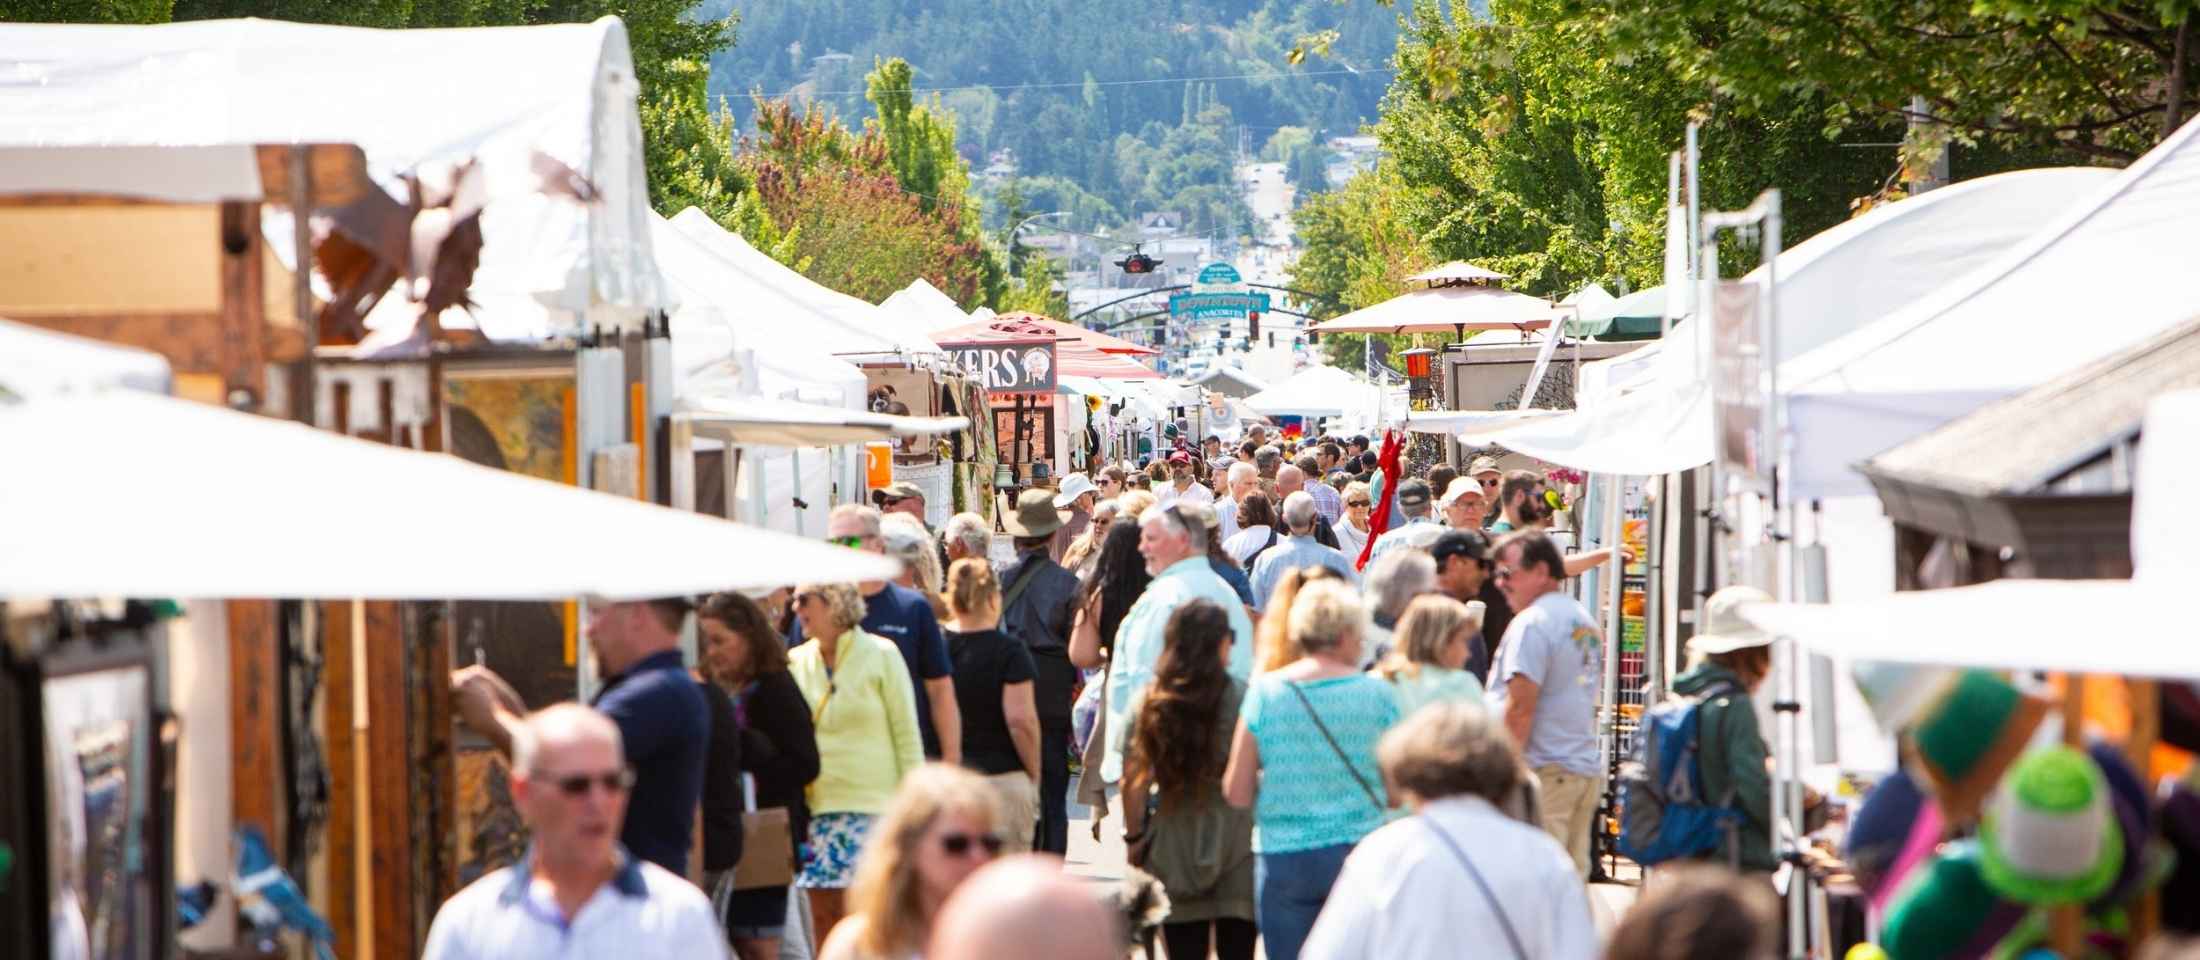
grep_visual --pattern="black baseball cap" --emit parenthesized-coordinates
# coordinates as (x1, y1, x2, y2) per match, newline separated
(1429, 529, 1489, 567)
(1396, 478, 1433, 509)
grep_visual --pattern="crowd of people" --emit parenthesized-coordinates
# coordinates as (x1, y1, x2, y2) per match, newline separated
(426, 423, 1789, 960)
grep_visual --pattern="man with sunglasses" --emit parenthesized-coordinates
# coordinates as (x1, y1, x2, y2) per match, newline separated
(1154, 450, 1214, 509)
(1427, 529, 1508, 683)
(1483, 530, 1606, 879)
(452, 598, 710, 876)
(424, 704, 728, 959)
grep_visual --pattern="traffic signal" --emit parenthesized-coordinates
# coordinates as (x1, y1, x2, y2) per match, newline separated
(1248, 311, 1261, 342)
(1115, 251, 1161, 274)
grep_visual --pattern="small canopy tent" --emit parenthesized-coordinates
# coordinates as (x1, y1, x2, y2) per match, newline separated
(1309, 281, 1557, 336)
(1243, 364, 1371, 419)
(0, 384, 898, 599)
(0, 17, 669, 340)
(669, 208, 943, 358)
(1785, 114, 2200, 499)
(879, 278, 976, 335)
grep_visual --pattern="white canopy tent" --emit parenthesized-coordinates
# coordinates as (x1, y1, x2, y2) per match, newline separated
(1741, 391, 2200, 680)
(0, 17, 669, 340)
(1243, 364, 1373, 419)
(879, 278, 977, 335)
(1460, 166, 2119, 474)
(1785, 116, 2200, 499)
(0, 385, 897, 599)
(652, 213, 870, 408)
(669, 208, 944, 358)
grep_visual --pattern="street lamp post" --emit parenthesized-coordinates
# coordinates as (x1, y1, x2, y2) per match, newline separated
(1007, 210, 1071, 277)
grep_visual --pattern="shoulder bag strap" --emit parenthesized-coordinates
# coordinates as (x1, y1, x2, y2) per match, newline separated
(1419, 817, 1530, 960)
(1000, 556, 1047, 612)
(1285, 681, 1383, 812)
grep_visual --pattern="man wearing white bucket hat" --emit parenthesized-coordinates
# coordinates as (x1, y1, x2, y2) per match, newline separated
(1669, 585, 1780, 872)
(1048, 472, 1099, 563)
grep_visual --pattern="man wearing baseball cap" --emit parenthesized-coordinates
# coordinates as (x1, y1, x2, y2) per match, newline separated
(1437, 476, 1491, 531)
(1155, 449, 1214, 509)
(1466, 457, 1504, 528)
(1369, 477, 1443, 561)
(1428, 529, 1506, 683)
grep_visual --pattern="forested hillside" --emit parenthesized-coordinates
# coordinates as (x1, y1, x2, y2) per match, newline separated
(695, 0, 1402, 234)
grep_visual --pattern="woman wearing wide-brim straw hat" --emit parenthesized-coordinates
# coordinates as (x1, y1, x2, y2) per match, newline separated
(1670, 585, 1783, 872)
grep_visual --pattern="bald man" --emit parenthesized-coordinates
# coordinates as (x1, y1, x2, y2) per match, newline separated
(927, 856, 1116, 960)
(424, 704, 728, 959)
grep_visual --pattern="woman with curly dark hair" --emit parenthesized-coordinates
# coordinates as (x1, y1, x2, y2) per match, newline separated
(1122, 600, 1257, 960)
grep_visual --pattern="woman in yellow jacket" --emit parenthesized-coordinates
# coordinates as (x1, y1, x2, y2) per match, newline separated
(789, 580, 925, 947)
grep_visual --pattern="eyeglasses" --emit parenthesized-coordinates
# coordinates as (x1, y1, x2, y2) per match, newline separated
(1493, 565, 1516, 582)
(937, 831, 1004, 857)
(544, 767, 635, 797)
(829, 534, 866, 549)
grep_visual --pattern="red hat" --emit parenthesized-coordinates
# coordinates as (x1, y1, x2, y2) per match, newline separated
(1167, 450, 1193, 464)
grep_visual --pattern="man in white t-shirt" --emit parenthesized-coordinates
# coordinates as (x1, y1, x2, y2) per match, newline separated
(1211, 461, 1259, 541)
(1154, 450, 1215, 509)
(1483, 529, 1606, 879)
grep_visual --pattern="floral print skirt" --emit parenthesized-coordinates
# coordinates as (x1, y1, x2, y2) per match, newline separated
(794, 811, 876, 889)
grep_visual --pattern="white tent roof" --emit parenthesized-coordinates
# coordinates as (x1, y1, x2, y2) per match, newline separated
(669, 208, 942, 357)
(651, 214, 868, 408)
(1243, 364, 1372, 418)
(677, 395, 966, 447)
(1785, 118, 2200, 498)
(0, 318, 172, 395)
(0, 17, 667, 335)
(1739, 391, 2200, 679)
(1461, 166, 2117, 474)
(878, 278, 975, 335)
(0, 387, 897, 599)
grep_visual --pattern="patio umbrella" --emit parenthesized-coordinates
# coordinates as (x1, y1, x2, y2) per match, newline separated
(0, 385, 899, 600)
(931, 315, 1160, 379)
(989, 311, 1160, 356)
(1309, 261, 1558, 337)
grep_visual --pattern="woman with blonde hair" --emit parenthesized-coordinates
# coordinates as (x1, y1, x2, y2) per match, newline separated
(789, 581, 925, 944)
(880, 513, 945, 613)
(1253, 565, 1344, 674)
(1376, 595, 1487, 717)
(938, 558, 1042, 853)
(1223, 580, 1400, 960)
(1058, 497, 1122, 578)
(819, 764, 1006, 960)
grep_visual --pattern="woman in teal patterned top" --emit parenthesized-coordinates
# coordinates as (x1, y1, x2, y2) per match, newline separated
(1223, 580, 1399, 960)
(1377, 595, 1487, 719)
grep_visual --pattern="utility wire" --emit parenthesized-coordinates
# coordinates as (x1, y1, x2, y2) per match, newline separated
(759, 65, 1399, 101)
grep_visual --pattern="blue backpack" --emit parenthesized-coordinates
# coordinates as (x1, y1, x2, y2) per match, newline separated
(1615, 683, 1743, 865)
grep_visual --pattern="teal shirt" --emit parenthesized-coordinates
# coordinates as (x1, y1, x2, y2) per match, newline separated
(1101, 557, 1255, 783)
(1241, 673, 1399, 853)
(1387, 664, 1485, 720)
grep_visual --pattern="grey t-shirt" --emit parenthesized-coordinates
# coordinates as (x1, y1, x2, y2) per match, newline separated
(1485, 590, 1604, 777)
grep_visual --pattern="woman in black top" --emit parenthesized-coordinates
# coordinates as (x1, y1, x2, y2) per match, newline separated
(939, 558, 1043, 853)
(700, 592, 822, 960)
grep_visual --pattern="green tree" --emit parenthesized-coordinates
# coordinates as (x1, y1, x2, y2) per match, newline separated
(1287, 163, 1429, 370)
(1, 0, 173, 21)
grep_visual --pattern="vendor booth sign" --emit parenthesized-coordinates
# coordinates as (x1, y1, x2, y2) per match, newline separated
(940, 339, 1057, 394)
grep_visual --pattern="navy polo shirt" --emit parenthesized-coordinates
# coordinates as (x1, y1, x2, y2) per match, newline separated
(590, 649, 709, 876)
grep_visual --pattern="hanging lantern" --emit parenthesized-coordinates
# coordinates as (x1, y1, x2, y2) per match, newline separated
(1401, 347, 1438, 408)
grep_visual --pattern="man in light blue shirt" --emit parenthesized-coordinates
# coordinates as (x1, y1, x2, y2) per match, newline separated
(423, 704, 728, 959)
(1249, 491, 1361, 612)
(1484, 530, 1607, 878)
(1099, 502, 1255, 784)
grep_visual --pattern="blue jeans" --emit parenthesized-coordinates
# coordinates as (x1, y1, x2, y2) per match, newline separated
(1254, 843, 1354, 960)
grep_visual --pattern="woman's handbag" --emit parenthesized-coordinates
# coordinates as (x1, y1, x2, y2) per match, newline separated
(731, 773, 795, 890)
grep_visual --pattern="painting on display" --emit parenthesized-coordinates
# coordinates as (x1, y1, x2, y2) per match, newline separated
(994, 404, 1054, 466)
(43, 661, 155, 960)
(439, 364, 576, 886)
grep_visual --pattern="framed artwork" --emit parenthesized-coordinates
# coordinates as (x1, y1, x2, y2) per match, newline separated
(993, 403, 1053, 465)
(40, 647, 158, 960)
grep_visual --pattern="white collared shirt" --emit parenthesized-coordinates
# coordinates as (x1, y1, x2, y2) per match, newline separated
(1301, 795, 1596, 960)
(422, 849, 728, 960)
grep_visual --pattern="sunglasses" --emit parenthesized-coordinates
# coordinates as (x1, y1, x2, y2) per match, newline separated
(545, 767, 636, 797)
(1493, 565, 1516, 581)
(1346, 500, 1371, 508)
(829, 534, 867, 549)
(937, 831, 1004, 857)
(1479, 478, 1500, 488)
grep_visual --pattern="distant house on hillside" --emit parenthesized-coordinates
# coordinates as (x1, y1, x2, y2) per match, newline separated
(1139, 211, 1183, 238)
(982, 148, 1019, 184)
(1325, 135, 1383, 186)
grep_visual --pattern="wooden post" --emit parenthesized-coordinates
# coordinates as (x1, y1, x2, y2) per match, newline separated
(226, 599, 283, 859)
(321, 600, 360, 960)
(2130, 679, 2162, 942)
(363, 599, 414, 959)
